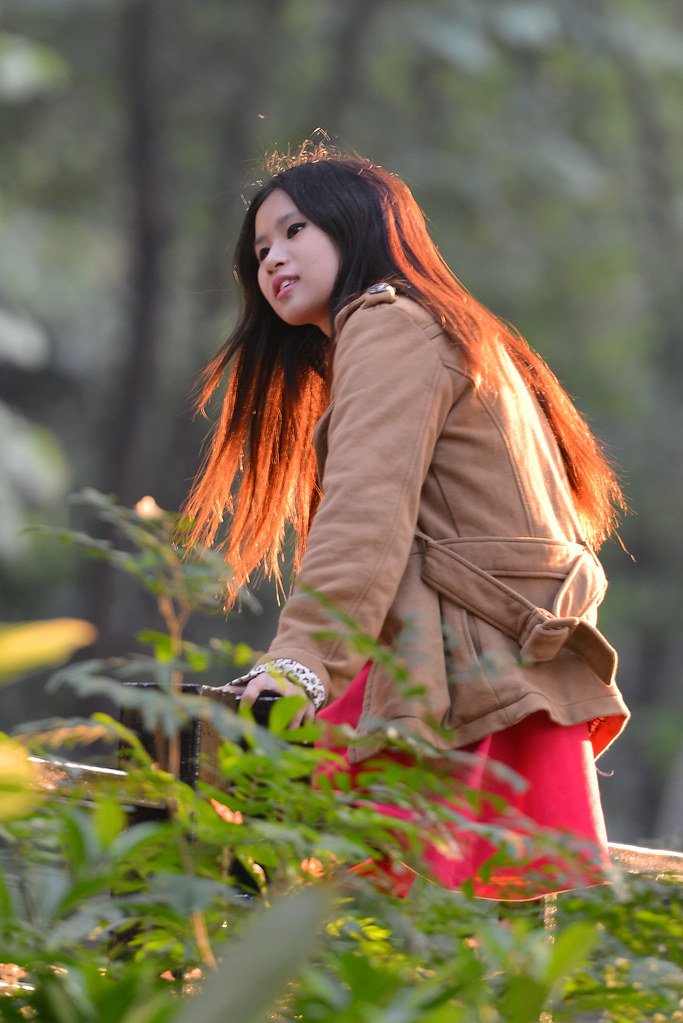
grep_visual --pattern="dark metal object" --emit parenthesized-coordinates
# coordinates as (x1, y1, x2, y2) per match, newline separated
(119, 682, 282, 788)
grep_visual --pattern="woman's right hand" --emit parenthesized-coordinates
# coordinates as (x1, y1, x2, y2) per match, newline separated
(221, 672, 316, 729)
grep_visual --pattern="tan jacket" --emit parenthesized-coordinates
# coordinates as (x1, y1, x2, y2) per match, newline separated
(263, 287, 629, 762)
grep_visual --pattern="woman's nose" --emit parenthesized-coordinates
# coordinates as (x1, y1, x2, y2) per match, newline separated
(264, 244, 286, 271)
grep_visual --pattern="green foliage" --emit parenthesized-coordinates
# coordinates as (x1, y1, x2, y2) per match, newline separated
(32, 488, 257, 616)
(0, 493, 682, 1021)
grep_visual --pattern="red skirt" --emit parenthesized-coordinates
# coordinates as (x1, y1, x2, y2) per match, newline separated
(316, 663, 610, 900)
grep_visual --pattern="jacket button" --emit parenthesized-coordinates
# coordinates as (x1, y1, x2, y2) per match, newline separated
(364, 283, 396, 305)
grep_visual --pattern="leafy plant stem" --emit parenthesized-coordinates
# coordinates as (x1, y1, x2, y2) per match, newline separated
(5, 839, 38, 929)
(170, 800, 217, 971)
(157, 592, 191, 778)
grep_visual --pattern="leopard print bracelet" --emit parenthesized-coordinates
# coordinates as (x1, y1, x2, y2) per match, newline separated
(230, 658, 327, 711)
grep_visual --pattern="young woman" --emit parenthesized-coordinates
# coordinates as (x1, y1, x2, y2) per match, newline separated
(184, 144, 630, 898)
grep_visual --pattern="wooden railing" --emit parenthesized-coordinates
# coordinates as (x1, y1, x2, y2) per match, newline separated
(607, 841, 683, 880)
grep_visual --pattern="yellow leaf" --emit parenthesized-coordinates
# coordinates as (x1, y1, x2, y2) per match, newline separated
(0, 736, 42, 822)
(0, 618, 97, 681)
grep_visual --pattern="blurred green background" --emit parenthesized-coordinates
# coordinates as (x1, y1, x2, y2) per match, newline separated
(1, 0, 682, 846)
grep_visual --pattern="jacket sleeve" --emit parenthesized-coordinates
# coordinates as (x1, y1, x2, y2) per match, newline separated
(261, 299, 458, 704)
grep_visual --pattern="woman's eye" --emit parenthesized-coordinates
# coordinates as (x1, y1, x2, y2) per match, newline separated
(287, 222, 306, 239)
(257, 247, 269, 262)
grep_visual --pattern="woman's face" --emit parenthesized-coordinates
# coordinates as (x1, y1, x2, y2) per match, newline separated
(254, 189, 340, 336)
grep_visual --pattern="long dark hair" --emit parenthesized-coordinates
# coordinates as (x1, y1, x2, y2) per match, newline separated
(183, 144, 624, 596)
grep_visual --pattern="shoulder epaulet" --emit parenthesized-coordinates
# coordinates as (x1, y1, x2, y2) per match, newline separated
(333, 283, 397, 334)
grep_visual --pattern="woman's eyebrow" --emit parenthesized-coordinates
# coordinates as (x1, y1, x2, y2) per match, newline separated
(254, 209, 299, 250)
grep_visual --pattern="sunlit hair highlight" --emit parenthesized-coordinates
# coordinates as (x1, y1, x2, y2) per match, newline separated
(183, 140, 624, 599)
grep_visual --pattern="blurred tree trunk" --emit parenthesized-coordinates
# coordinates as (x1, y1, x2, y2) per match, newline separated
(616, 60, 683, 379)
(113, 0, 171, 505)
(92, 0, 171, 654)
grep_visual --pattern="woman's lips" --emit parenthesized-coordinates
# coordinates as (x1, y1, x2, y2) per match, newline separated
(274, 276, 298, 299)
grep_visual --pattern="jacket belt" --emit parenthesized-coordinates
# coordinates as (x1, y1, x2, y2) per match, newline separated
(418, 534, 617, 686)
